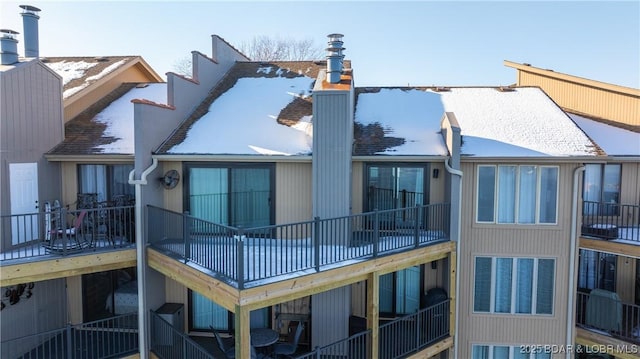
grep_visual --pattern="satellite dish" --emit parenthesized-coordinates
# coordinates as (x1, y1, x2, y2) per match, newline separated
(161, 170, 180, 189)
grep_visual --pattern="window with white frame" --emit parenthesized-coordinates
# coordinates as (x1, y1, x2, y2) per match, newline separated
(476, 165, 558, 224)
(472, 345, 552, 359)
(474, 257, 555, 315)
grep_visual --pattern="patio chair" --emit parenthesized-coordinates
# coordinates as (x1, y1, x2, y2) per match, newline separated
(44, 210, 92, 252)
(210, 326, 260, 359)
(273, 322, 304, 358)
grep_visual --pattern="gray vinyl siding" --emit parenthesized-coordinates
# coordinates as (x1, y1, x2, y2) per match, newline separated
(457, 161, 579, 358)
(0, 61, 63, 226)
(0, 278, 67, 355)
(312, 92, 353, 220)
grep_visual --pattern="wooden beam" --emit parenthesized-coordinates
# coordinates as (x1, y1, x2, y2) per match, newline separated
(235, 304, 251, 359)
(0, 249, 136, 286)
(147, 249, 239, 311)
(367, 271, 379, 359)
(576, 328, 640, 359)
(579, 238, 640, 259)
(405, 336, 454, 359)
(240, 241, 456, 309)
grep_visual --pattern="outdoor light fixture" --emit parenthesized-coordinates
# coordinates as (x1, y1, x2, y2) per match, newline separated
(433, 169, 439, 179)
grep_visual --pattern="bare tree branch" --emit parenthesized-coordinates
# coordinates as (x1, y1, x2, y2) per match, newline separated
(172, 56, 192, 77)
(240, 35, 324, 61)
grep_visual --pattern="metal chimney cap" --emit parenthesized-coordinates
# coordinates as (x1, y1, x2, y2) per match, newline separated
(0, 29, 20, 35)
(327, 33, 344, 38)
(19, 5, 41, 12)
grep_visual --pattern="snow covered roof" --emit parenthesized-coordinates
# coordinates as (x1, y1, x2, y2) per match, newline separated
(568, 113, 640, 156)
(159, 61, 327, 155)
(41, 56, 161, 99)
(354, 87, 598, 157)
(48, 83, 167, 155)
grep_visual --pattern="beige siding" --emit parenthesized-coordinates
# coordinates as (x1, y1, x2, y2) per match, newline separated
(275, 162, 312, 224)
(352, 161, 363, 214)
(162, 162, 184, 213)
(61, 162, 78, 208)
(429, 163, 446, 204)
(620, 162, 640, 206)
(515, 70, 639, 128)
(457, 162, 580, 357)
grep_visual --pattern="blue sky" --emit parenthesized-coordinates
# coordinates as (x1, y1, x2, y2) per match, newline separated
(1, 1, 638, 88)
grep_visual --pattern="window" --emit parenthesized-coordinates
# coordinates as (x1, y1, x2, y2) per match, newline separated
(366, 164, 428, 211)
(474, 257, 555, 315)
(185, 163, 273, 227)
(189, 290, 269, 332)
(472, 345, 551, 359)
(583, 164, 621, 215)
(78, 164, 134, 202)
(379, 266, 422, 316)
(578, 250, 616, 292)
(476, 165, 558, 224)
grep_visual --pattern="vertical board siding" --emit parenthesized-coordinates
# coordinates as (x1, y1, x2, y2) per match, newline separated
(311, 285, 351, 348)
(457, 162, 579, 357)
(518, 71, 639, 128)
(276, 162, 312, 224)
(313, 93, 352, 219)
(352, 161, 363, 214)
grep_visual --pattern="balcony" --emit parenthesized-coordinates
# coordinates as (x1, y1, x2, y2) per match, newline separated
(0, 204, 135, 263)
(147, 203, 451, 289)
(0, 313, 138, 359)
(576, 289, 640, 344)
(582, 201, 640, 243)
(149, 300, 451, 359)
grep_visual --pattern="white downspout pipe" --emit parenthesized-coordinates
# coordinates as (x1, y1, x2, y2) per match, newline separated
(444, 158, 462, 359)
(567, 165, 584, 359)
(128, 157, 158, 359)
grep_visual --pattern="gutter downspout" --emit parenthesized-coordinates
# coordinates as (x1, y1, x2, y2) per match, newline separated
(567, 165, 584, 359)
(128, 157, 158, 359)
(444, 158, 463, 359)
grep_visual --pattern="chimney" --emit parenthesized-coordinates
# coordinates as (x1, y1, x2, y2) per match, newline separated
(326, 33, 344, 84)
(20, 5, 41, 58)
(0, 29, 20, 65)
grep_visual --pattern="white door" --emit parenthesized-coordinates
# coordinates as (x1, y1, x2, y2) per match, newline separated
(9, 163, 39, 244)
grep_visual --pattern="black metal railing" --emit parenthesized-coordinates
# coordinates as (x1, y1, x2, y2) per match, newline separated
(379, 299, 450, 358)
(150, 310, 214, 359)
(0, 313, 138, 359)
(148, 203, 450, 288)
(294, 329, 370, 359)
(582, 201, 640, 241)
(576, 290, 640, 343)
(0, 205, 135, 261)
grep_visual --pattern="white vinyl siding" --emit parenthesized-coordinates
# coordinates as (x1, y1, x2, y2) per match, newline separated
(474, 257, 555, 315)
(476, 165, 558, 224)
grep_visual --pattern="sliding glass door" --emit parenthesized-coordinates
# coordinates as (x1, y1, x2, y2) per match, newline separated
(185, 163, 273, 331)
(186, 164, 273, 227)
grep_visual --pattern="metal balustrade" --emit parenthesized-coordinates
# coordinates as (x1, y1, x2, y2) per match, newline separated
(150, 310, 214, 359)
(379, 300, 450, 358)
(0, 205, 135, 261)
(148, 203, 450, 288)
(582, 201, 640, 242)
(0, 313, 138, 359)
(576, 290, 640, 343)
(294, 329, 371, 359)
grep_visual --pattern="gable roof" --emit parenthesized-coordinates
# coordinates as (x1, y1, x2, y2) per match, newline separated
(354, 86, 598, 157)
(47, 82, 167, 156)
(568, 112, 640, 157)
(157, 61, 331, 155)
(41, 56, 163, 100)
